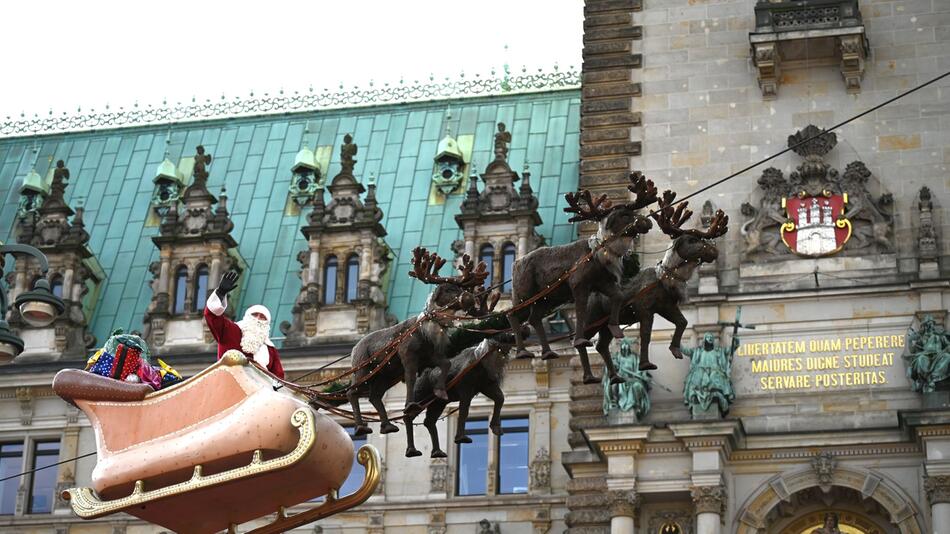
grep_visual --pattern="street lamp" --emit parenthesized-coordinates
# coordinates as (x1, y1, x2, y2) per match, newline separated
(0, 244, 66, 363)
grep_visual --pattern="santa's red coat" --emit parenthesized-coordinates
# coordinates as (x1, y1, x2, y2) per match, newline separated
(204, 305, 285, 379)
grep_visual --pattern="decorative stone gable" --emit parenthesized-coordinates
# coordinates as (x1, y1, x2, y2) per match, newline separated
(8, 159, 104, 361)
(143, 146, 242, 353)
(280, 134, 393, 345)
(454, 123, 543, 295)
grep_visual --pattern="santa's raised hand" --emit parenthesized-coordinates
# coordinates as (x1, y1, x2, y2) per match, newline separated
(204, 270, 285, 379)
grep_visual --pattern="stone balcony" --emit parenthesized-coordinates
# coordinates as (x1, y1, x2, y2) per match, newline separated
(749, 0, 869, 99)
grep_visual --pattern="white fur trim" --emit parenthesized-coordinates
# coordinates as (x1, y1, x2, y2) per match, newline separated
(236, 305, 275, 348)
(207, 292, 227, 316)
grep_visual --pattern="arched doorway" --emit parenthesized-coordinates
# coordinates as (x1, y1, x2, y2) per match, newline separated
(736, 466, 925, 534)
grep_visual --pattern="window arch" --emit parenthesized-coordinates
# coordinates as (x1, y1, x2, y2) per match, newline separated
(501, 243, 516, 293)
(324, 256, 338, 305)
(49, 274, 64, 299)
(479, 244, 494, 289)
(345, 254, 360, 303)
(193, 265, 209, 311)
(173, 266, 188, 314)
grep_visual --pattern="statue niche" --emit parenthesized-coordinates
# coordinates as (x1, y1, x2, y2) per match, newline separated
(740, 125, 894, 262)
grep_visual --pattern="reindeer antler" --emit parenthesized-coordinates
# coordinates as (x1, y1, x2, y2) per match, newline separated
(409, 247, 451, 284)
(651, 190, 694, 238)
(455, 254, 490, 289)
(626, 171, 659, 210)
(564, 190, 615, 223)
(686, 209, 729, 239)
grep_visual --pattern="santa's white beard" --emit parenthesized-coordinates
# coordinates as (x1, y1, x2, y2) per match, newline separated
(240, 319, 270, 356)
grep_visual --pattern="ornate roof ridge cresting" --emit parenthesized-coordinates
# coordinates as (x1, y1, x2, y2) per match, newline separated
(0, 65, 580, 139)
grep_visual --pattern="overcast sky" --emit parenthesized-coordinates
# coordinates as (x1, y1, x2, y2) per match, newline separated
(0, 1, 583, 119)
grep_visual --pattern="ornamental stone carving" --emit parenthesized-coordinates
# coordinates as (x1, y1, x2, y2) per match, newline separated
(529, 447, 551, 491)
(143, 146, 242, 353)
(10, 158, 104, 361)
(924, 474, 950, 505)
(607, 489, 641, 518)
(280, 135, 394, 345)
(740, 125, 893, 262)
(812, 451, 837, 491)
(690, 484, 726, 517)
(430, 456, 448, 493)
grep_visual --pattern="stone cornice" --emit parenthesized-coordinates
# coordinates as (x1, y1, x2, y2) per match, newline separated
(669, 420, 744, 456)
(584, 425, 652, 458)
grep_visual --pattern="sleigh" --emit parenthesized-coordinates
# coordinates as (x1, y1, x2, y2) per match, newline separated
(52, 350, 379, 534)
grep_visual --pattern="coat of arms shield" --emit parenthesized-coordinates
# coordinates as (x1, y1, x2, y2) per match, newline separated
(780, 192, 852, 257)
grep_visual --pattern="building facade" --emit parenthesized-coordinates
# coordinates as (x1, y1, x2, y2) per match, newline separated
(0, 1, 948, 534)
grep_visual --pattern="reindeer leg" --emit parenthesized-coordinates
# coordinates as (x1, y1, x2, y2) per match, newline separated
(434, 357, 450, 401)
(601, 283, 627, 339)
(508, 310, 533, 360)
(596, 329, 624, 385)
(425, 402, 448, 458)
(483, 384, 506, 436)
(454, 396, 473, 444)
(659, 304, 687, 360)
(402, 348, 424, 417)
(572, 287, 594, 348)
(369, 382, 398, 434)
(576, 344, 599, 384)
(403, 406, 422, 458)
(529, 307, 558, 360)
(639, 313, 657, 371)
(348, 388, 372, 437)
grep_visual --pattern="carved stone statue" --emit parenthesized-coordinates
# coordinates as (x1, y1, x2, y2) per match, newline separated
(340, 133, 358, 175)
(683, 332, 737, 417)
(477, 519, 501, 534)
(602, 338, 652, 419)
(192, 145, 212, 185)
(493, 122, 511, 162)
(740, 167, 790, 259)
(918, 186, 939, 260)
(810, 512, 841, 534)
(904, 314, 950, 393)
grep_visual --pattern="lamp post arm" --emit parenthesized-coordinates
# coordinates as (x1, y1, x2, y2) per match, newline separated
(0, 244, 51, 274)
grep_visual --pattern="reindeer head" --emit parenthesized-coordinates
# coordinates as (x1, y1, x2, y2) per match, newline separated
(564, 172, 658, 239)
(652, 191, 729, 264)
(408, 247, 499, 317)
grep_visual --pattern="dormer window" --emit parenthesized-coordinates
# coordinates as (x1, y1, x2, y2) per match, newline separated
(501, 243, 516, 294)
(480, 244, 495, 289)
(324, 256, 339, 305)
(173, 266, 188, 314)
(194, 265, 209, 312)
(345, 254, 360, 303)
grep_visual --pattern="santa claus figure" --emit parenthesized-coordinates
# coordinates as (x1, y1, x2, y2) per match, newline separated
(205, 271, 285, 379)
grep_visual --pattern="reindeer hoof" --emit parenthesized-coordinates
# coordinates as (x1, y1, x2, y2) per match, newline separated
(491, 425, 504, 436)
(353, 425, 373, 437)
(435, 389, 449, 400)
(541, 350, 559, 360)
(572, 337, 593, 348)
(405, 448, 422, 458)
(380, 422, 399, 434)
(608, 324, 624, 338)
(455, 435, 473, 444)
(515, 350, 534, 359)
(431, 450, 448, 458)
(638, 361, 658, 371)
(582, 374, 600, 385)
(670, 346, 684, 359)
(610, 374, 626, 385)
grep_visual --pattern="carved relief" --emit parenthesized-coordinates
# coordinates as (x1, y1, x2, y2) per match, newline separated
(740, 125, 893, 262)
(918, 186, 939, 260)
(430, 455, 448, 493)
(529, 447, 551, 491)
(812, 451, 837, 491)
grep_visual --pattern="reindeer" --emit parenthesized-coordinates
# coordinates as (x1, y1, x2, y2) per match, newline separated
(506, 172, 659, 383)
(403, 335, 513, 458)
(574, 192, 729, 379)
(346, 248, 492, 436)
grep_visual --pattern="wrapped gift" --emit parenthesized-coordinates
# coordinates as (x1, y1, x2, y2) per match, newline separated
(156, 358, 183, 388)
(88, 343, 142, 381)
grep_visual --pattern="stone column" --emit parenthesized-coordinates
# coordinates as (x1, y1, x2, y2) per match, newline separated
(360, 237, 372, 283)
(691, 485, 726, 534)
(607, 489, 639, 534)
(925, 474, 950, 534)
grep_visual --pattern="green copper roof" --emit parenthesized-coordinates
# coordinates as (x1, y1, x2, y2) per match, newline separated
(0, 90, 580, 346)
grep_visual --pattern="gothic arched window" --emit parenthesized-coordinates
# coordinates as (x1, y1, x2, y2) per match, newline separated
(501, 243, 516, 293)
(324, 256, 338, 305)
(194, 265, 209, 311)
(173, 266, 188, 314)
(49, 275, 64, 299)
(345, 254, 360, 303)
(480, 244, 494, 289)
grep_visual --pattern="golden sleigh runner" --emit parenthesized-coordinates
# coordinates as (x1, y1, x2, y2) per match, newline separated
(52, 350, 380, 534)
